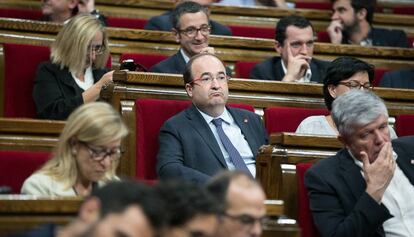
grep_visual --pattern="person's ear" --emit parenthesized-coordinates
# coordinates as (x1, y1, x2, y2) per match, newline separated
(78, 197, 101, 224)
(69, 0, 79, 10)
(185, 83, 193, 98)
(172, 28, 180, 43)
(327, 84, 337, 98)
(356, 8, 367, 21)
(274, 40, 283, 54)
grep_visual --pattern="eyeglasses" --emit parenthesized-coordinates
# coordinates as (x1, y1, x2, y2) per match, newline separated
(78, 141, 122, 162)
(223, 213, 268, 228)
(190, 73, 230, 85)
(177, 25, 211, 37)
(338, 80, 372, 90)
(87, 44, 105, 55)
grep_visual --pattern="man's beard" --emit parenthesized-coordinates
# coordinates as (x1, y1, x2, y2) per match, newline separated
(342, 16, 360, 40)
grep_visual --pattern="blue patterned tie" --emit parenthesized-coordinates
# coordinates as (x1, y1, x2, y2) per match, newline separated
(212, 118, 252, 176)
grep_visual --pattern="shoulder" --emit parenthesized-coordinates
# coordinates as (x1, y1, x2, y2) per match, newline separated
(151, 53, 181, 72)
(250, 57, 279, 78)
(393, 135, 414, 148)
(21, 172, 54, 195)
(311, 58, 330, 68)
(307, 150, 344, 176)
(296, 116, 336, 135)
(255, 57, 279, 68)
(210, 20, 232, 36)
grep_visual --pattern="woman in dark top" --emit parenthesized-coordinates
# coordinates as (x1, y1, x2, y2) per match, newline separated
(33, 14, 113, 120)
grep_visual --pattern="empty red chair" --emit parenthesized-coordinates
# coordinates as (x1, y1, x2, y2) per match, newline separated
(395, 114, 414, 137)
(106, 17, 147, 29)
(297, 163, 320, 237)
(0, 150, 51, 194)
(3, 43, 50, 118)
(264, 107, 329, 134)
(120, 53, 167, 71)
(228, 25, 275, 39)
(0, 8, 42, 20)
(234, 61, 258, 78)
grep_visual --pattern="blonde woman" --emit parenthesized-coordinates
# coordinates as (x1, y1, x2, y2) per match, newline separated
(33, 14, 113, 120)
(21, 102, 128, 197)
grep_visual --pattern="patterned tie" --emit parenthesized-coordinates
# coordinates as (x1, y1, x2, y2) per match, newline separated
(212, 118, 252, 176)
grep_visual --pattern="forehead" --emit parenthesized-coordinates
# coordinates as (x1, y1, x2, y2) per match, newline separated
(284, 26, 314, 42)
(226, 184, 266, 215)
(343, 71, 370, 83)
(352, 114, 387, 135)
(179, 11, 208, 28)
(191, 55, 225, 76)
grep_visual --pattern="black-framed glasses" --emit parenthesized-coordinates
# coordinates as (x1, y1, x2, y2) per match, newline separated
(338, 80, 372, 90)
(177, 24, 211, 37)
(223, 213, 268, 228)
(78, 141, 122, 162)
(190, 72, 230, 85)
(87, 44, 106, 55)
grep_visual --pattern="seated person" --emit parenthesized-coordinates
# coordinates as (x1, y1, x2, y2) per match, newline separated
(144, 0, 231, 36)
(156, 53, 268, 184)
(33, 14, 113, 120)
(305, 90, 414, 237)
(296, 56, 397, 138)
(150, 1, 231, 75)
(250, 15, 330, 83)
(327, 0, 409, 48)
(21, 102, 128, 197)
(379, 69, 414, 89)
(216, 0, 288, 8)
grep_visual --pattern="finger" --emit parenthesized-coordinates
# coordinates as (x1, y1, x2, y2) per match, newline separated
(286, 42, 293, 59)
(360, 151, 370, 168)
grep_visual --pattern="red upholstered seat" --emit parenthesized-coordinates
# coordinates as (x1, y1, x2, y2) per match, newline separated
(316, 31, 331, 43)
(295, 2, 332, 10)
(395, 114, 414, 137)
(135, 98, 254, 181)
(373, 68, 390, 87)
(0, 8, 42, 20)
(264, 107, 329, 134)
(297, 163, 320, 237)
(390, 6, 414, 15)
(0, 150, 51, 194)
(106, 17, 147, 29)
(120, 53, 168, 71)
(3, 43, 50, 118)
(228, 25, 275, 39)
(234, 61, 257, 79)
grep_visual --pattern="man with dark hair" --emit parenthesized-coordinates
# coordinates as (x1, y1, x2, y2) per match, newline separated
(305, 90, 414, 237)
(145, 0, 231, 36)
(156, 180, 221, 237)
(250, 15, 329, 83)
(206, 171, 267, 237)
(327, 0, 409, 47)
(156, 53, 268, 183)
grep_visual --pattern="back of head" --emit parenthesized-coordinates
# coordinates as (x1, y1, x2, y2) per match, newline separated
(275, 15, 313, 45)
(323, 56, 374, 110)
(172, 1, 209, 30)
(51, 14, 109, 75)
(331, 90, 387, 137)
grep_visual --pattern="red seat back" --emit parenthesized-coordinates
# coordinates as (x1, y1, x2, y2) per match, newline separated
(316, 31, 331, 43)
(395, 114, 414, 137)
(295, 2, 332, 10)
(0, 8, 42, 20)
(373, 68, 390, 87)
(234, 61, 257, 79)
(120, 53, 168, 71)
(106, 17, 147, 29)
(297, 163, 320, 237)
(3, 43, 50, 118)
(135, 98, 254, 181)
(0, 150, 51, 194)
(228, 25, 275, 39)
(264, 107, 329, 134)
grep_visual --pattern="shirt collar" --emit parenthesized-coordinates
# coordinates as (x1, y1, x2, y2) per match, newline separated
(180, 48, 190, 63)
(197, 106, 232, 125)
(281, 59, 312, 82)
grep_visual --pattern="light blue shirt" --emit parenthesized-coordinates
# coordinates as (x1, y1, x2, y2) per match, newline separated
(197, 107, 256, 177)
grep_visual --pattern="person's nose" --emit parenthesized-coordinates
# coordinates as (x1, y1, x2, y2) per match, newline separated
(250, 220, 263, 237)
(194, 29, 205, 40)
(374, 130, 387, 145)
(331, 11, 339, 20)
(299, 44, 308, 55)
(210, 77, 221, 89)
(100, 155, 112, 170)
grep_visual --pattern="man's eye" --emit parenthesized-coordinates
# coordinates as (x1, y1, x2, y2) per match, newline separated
(290, 43, 301, 48)
(201, 77, 211, 82)
(185, 28, 196, 34)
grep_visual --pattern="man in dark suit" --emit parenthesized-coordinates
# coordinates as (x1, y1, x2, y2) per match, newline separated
(144, 0, 231, 36)
(379, 69, 414, 89)
(328, 0, 409, 48)
(157, 53, 268, 184)
(250, 15, 330, 83)
(305, 90, 414, 237)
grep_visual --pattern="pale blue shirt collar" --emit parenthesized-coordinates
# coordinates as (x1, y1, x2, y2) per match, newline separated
(281, 59, 312, 83)
(180, 49, 190, 64)
(196, 105, 232, 125)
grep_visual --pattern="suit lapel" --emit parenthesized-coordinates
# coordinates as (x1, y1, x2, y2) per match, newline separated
(174, 52, 187, 74)
(309, 60, 321, 83)
(339, 149, 366, 201)
(227, 107, 258, 157)
(60, 68, 83, 92)
(185, 105, 228, 168)
(274, 58, 285, 81)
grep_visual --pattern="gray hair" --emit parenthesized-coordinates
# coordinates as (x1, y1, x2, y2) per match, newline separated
(331, 90, 388, 137)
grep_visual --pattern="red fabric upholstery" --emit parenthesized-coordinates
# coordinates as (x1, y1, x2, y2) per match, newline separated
(234, 61, 257, 79)
(135, 98, 254, 180)
(391, 6, 414, 15)
(0, 150, 51, 194)
(228, 25, 275, 39)
(297, 163, 319, 237)
(4, 43, 50, 118)
(295, 2, 332, 10)
(395, 114, 414, 137)
(316, 31, 331, 43)
(0, 8, 42, 20)
(264, 107, 329, 134)
(408, 37, 414, 48)
(120, 53, 168, 71)
(106, 17, 147, 29)
(373, 68, 390, 87)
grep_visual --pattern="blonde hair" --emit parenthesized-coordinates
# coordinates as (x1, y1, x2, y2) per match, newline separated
(51, 14, 109, 75)
(38, 102, 128, 189)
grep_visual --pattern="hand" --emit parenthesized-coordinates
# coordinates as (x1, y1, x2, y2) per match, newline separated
(327, 20, 343, 44)
(97, 70, 114, 89)
(361, 142, 395, 203)
(200, 46, 215, 54)
(282, 43, 311, 82)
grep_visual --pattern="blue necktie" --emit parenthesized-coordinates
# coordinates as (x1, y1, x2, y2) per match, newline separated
(212, 118, 252, 176)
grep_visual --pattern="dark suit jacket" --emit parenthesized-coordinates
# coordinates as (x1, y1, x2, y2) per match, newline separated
(342, 27, 409, 48)
(250, 56, 330, 83)
(305, 136, 414, 237)
(379, 69, 414, 89)
(33, 61, 107, 120)
(144, 11, 232, 36)
(157, 105, 268, 184)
